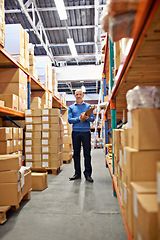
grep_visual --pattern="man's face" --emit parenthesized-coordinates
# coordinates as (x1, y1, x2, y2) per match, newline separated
(75, 90, 84, 104)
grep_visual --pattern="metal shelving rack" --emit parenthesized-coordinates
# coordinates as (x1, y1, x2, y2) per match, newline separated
(0, 45, 67, 119)
(103, 0, 160, 239)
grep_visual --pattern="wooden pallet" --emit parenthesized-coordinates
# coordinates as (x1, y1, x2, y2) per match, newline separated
(0, 189, 31, 224)
(63, 159, 72, 164)
(31, 167, 61, 175)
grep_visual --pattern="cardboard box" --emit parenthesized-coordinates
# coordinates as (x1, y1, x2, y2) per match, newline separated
(25, 124, 42, 132)
(63, 136, 72, 145)
(31, 96, 41, 109)
(18, 140, 23, 151)
(31, 172, 48, 191)
(25, 138, 41, 147)
(0, 82, 26, 99)
(25, 153, 41, 162)
(124, 147, 160, 189)
(63, 152, 72, 161)
(49, 108, 60, 116)
(42, 131, 59, 139)
(63, 143, 72, 153)
(0, 68, 27, 84)
(0, 154, 22, 171)
(0, 94, 19, 110)
(13, 139, 19, 152)
(0, 170, 20, 183)
(42, 153, 60, 162)
(128, 109, 160, 150)
(25, 109, 41, 117)
(0, 182, 21, 205)
(26, 161, 41, 168)
(25, 145, 41, 154)
(18, 128, 23, 139)
(137, 194, 158, 240)
(21, 171, 32, 198)
(42, 123, 59, 131)
(12, 127, 19, 140)
(0, 127, 12, 141)
(130, 181, 157, 239)
(25, 116, 42, 124)
(0, 140, 13, 154)
(25, 131, 41, 139)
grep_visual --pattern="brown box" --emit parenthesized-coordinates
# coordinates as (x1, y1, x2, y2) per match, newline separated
(0, 182, 21, 205)
(25, 131, 41, 139)
(0, 170, 20, 183)
(25, 138, 41, 147)
(63, 143, 72, 153)
(63, 136, 72, 145)
(137, 194, 158, 240)
(31, 172, 48, 191)
(13, 139, 19, 152)
(0, 82, 26, 99)
(63, 152, 72, 161)
(25, 153, 41, 162)
(25, 124, 42, 132)
(42, 123, 59, 131)
(128, 109, 160, 150)
(25, 109, 41, 117)
(0, 140, 13, 154)
(0, 94, 19, 110)
(25, 161, 41, 168)
(25, 145, 41, 154)
(130, 182, 157, 239)
(42, 131, 59, 139)
(42, 153, 60, 162)
(49, 108, 60, 116)
(18, 140, 23, 151)
(18, 128, 23, 139)
(124, 147, 160, 189)
(0, 127, 12, 141)
(12, 127, 19, 140)
(0, 154, 22, 171)
(25, 116, 41, 124)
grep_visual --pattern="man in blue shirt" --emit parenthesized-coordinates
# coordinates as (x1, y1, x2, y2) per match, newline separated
(68, 89, 94, 182)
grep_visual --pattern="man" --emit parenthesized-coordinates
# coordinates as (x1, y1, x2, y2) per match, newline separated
(68, 89, 94, 182)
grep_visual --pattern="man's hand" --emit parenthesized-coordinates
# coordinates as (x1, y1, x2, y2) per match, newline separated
(80, 112, 89, 120)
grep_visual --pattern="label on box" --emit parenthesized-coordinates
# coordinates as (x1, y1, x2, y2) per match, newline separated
(13, 128, 16, 133)
(42, 132, 49, 138)
(42, 154, 49, 160)
(64, 130, 68, 134)
(18, 140, 21, 145)
(138, 233, 142, 240)
(63, 121, 67, 125)
(42, 116, 49, 122)
(13, 95, 16, 100)
(42, 140, 48, 145)
(64, 126, 67, 129)
(133, 190, 138, 217)
(42, 109, 49, 115)
(5, 128, 9, 134)
(25, 147, 31, 152)
(43, 124, 49, 130)
(26, 132, 32, 138)
(19, 128, 21, 133)
(26, 140, 32, 145)
(26, 154, 32, 160)
(7, 141, 10, 147)
(42, 162, 48, 168)
(127, 112, 132, 129)
(25, 109, 32, 115)
(26, 125, 33, 130)
(158, 173, 160, 203)
(124, 148, 126, 165)
(14, 140, 16, 146)
(18, 181, 21, 192)
(42, 147, 49, 153)
(26, 117, 32, 123)
(19, 157, 22, 166)
(26, 162, 32, 167)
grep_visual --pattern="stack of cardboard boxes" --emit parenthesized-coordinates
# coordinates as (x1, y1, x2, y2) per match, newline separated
(25, 108, 64, 169)
(62, 111, 72, 162)
(0, 154, 32, 206)
(0, 68, 27, 112)
(5, 24, 30, 70)
(113, 108, 160, 240)
(0, 0, 5, 47)
(28, 43, 38, 79)
(31, 91, 52, 109)
(0, 127, 23, 155)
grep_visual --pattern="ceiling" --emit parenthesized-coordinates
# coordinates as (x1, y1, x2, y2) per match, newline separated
(5, 0, 106, 66)
(5, 0, 106, 95)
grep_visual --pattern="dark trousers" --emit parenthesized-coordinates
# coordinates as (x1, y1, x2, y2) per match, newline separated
(72, 131, 92, 178)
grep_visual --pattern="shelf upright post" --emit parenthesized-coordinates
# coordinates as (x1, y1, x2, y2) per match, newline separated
(109, 37, 117, 197)
(27, 75, 31, 109)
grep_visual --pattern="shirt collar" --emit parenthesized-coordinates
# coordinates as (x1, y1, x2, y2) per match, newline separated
(74, 101, 85, 105)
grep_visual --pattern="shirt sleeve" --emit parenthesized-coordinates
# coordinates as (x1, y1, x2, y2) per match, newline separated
(68, 106, 80, 124)
(86, 111, 94, 123)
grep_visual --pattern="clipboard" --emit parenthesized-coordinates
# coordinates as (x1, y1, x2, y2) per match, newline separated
(81, 106, 95, 123)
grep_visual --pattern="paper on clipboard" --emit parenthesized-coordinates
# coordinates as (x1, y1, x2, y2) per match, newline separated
(81, 106, 95, 123)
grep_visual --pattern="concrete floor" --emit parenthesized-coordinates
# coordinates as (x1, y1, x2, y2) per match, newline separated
(0, 149, 127, 240)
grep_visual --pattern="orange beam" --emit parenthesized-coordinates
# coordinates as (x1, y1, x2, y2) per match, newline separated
(0, 107, 25, 118)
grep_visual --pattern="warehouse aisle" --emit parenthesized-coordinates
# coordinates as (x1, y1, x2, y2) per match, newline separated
(0, 149, 127, 240)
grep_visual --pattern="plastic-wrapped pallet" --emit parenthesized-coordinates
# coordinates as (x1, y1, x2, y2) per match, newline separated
(126, 86, 160, 111)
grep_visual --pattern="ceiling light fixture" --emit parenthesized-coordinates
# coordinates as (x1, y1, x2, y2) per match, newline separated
(54, 0, 67, 20)
(67, 38, 78, 57)
(81, 85, 86, 93)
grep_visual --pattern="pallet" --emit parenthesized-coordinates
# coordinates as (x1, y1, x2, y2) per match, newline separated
(0, 189, 31, 224)
(63, 159, 72, 164)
